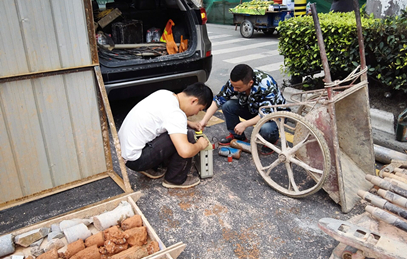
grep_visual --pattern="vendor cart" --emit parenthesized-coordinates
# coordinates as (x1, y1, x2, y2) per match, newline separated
(231, 8, 290, 38)
(250, 2, 376, 213)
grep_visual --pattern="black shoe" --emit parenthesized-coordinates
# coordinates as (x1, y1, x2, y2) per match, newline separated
(219, 133, 248, 146)
(260, 145, 274, 155)
(260, 140, 279, 156)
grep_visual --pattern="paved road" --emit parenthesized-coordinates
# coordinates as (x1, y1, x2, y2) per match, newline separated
(0, 23, 369, 259)
(206, 23, 287, 94)
(103, 24, 368, 258)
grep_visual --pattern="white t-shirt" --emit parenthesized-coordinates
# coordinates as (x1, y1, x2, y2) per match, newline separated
(118, 90, 187, 161)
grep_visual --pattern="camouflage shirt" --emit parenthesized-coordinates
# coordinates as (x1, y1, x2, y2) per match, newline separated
(214, 69, 286, 116)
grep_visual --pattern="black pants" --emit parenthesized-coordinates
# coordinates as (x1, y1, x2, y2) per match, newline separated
(125, 129, 196, 184)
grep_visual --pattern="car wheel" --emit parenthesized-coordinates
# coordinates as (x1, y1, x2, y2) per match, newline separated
(240, 20, 254, 38)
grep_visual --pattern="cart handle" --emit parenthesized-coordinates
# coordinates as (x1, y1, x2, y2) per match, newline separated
(324, 65, 367, 88)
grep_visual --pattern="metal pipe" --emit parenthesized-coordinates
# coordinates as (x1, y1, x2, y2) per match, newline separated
(311, 3, 346, 212)
(310, 4, 332, 84)
(353, 0, 367, 81)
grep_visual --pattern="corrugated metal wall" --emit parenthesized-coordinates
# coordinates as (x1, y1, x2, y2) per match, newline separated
(0, 0, 107, 203)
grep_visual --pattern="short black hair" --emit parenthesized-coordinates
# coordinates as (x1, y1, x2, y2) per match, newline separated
(230, 64, 254, 84)
(182, 82, 213, 110)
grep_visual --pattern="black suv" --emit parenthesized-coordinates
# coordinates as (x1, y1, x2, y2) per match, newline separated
(93, 0, 212, 99)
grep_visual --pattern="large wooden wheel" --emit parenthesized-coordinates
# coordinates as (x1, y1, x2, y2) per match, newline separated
(250, 111, 331, 198)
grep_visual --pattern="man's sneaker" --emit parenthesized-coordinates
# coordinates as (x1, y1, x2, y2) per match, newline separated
(219, 133, 247, 146)
(260, 140, 279, 156)
(260, 145, 274, 155)
(162, 175, 201, 189)
(138, 168, 165, 179)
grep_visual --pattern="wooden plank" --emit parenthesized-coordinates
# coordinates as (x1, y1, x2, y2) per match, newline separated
(339, 150, 373, 213)
(107, 170, 127, 192)
(83, 0, 99, 64)
(0, 172, 110, 211)
(96, 81, 114, 173)
(144, 243, 186, 259)
(127, 197, 176, 259)
(6, 192, 142, 236)
(94, 66, 132, 193)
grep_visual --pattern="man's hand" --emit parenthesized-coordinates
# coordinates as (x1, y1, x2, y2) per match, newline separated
(187, 121, 202, 132)
(198, 119, 207, 131)
(234, 121, 247, 135)
(198, 101, 218, 132)
(196, 136, 209, 150)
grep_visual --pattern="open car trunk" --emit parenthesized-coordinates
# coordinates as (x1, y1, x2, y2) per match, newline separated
(94, 0, 198, 68)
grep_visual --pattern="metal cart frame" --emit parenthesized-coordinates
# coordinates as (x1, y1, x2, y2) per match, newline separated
(250, 2, 375, 213)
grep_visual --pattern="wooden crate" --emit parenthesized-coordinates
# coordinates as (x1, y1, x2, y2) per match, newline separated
(3, 192, 185, 259)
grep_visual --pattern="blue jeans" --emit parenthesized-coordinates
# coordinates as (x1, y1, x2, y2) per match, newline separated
(222, 99, 279, 143)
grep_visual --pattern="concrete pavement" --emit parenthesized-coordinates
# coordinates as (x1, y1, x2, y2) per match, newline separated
(0, 108, 370, 259)
(0, 23, 405, 259)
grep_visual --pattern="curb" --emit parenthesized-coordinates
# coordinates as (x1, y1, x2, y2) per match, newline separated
(283, 87, 406, 153)
(370, 108, 394, 135)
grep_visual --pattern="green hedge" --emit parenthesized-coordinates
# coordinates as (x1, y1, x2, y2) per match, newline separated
(278, 11, 407, 92)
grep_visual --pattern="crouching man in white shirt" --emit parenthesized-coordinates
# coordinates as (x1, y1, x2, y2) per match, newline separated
(118, 82, 213, 188)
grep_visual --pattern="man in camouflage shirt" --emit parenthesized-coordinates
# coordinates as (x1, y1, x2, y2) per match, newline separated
(199, 64, 286, 154)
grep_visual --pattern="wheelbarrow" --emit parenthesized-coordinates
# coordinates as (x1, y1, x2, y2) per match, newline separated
(250, 1, 375, 213)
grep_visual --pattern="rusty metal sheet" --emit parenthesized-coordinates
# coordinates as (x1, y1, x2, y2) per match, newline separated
(0, 0, 93, 78)
(0, 0, 111, 205)
(305, 106, 341, 204)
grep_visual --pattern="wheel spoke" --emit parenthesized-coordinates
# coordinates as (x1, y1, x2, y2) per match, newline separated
(256, 133, 281, 154)
(287, 133, 317, 156)
(262, 159, 282, 176)
(289, 157, 324, 176)
(286, 162, 299, 193)
(278, 118, 287, 151)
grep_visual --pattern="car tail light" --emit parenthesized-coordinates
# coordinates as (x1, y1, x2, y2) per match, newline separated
(205, 50, 211, 57)
(200, 8, 208, 24)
